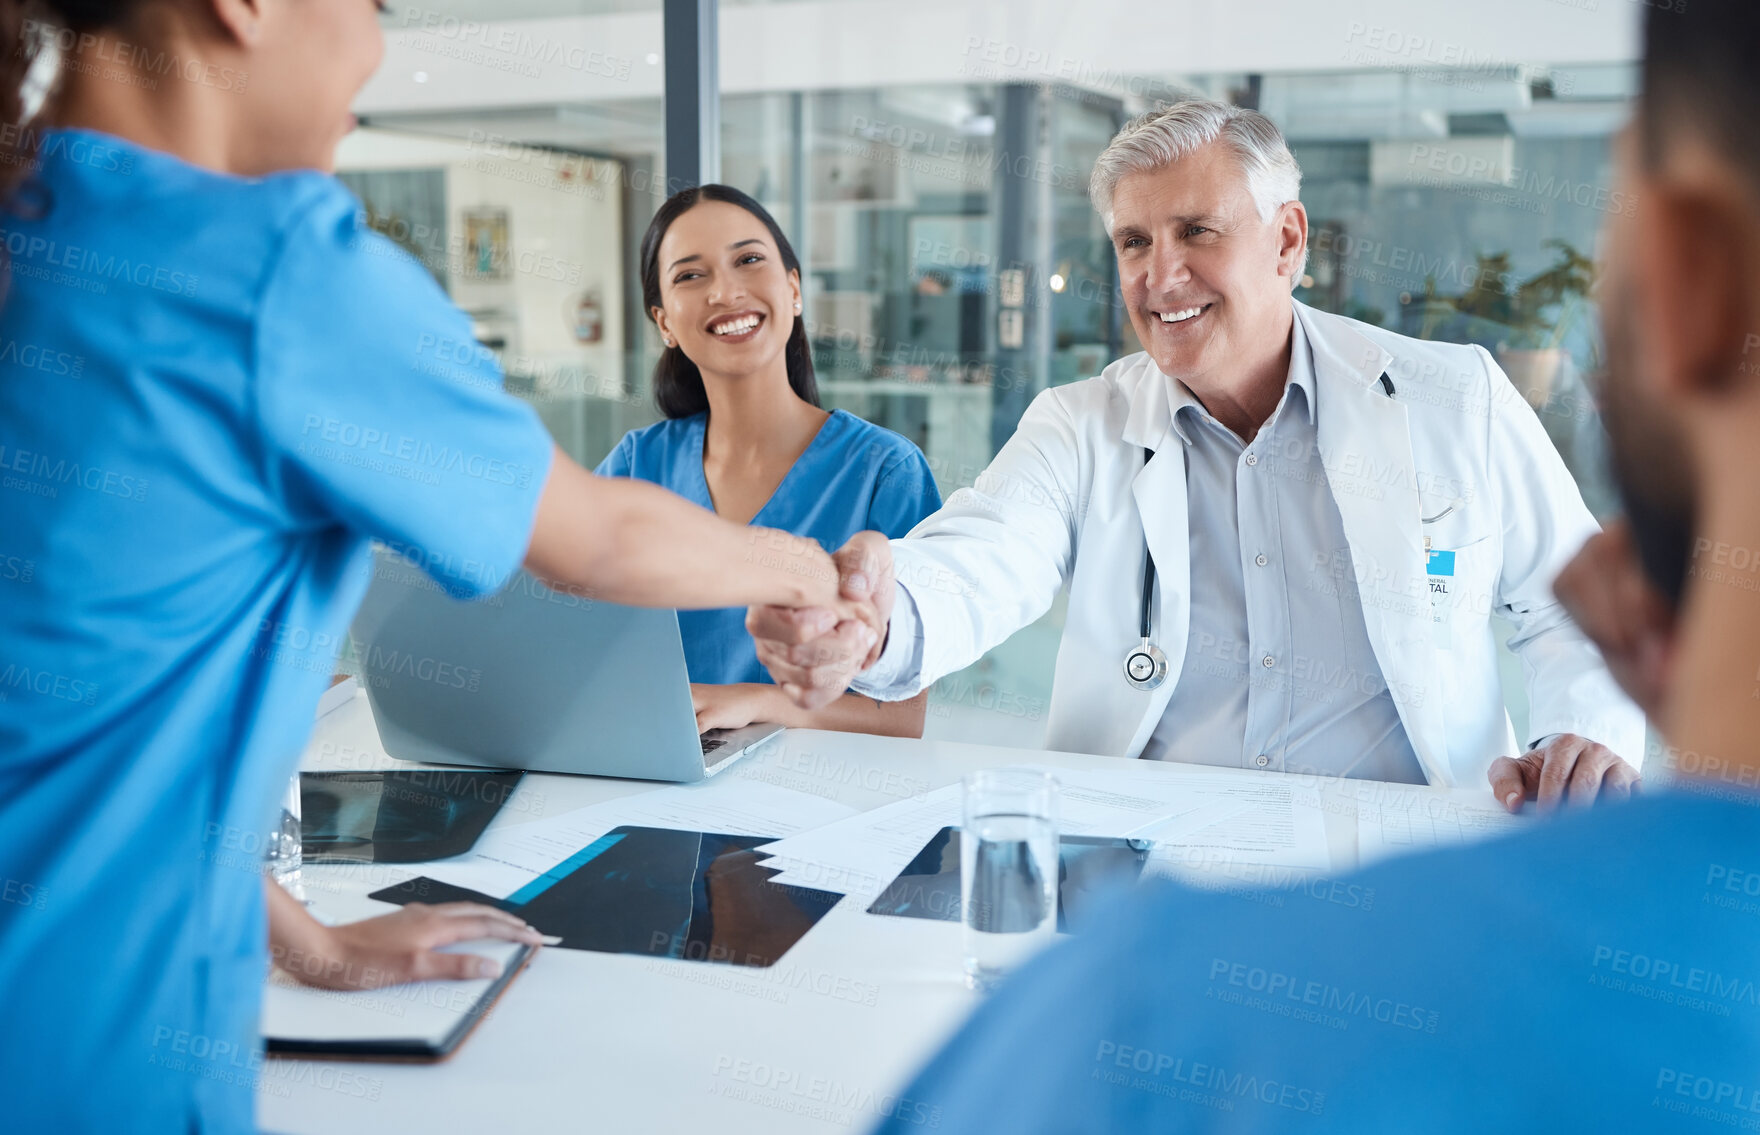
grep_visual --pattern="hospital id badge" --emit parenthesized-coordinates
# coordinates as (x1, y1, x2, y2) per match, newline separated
(1426, 549, 1455, 649)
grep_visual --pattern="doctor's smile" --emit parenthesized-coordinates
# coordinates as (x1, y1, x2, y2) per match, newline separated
(1154, 303, 1212, 325)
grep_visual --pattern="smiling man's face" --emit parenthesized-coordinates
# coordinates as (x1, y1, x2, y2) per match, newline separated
(1110, 142, 1307, 388)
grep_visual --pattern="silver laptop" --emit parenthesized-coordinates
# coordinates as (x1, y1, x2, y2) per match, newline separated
(349, 548, 782, 781)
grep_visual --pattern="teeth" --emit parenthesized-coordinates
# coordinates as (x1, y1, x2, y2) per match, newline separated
(1159, 306, 1204, 324)
(712, 314, 761, 335)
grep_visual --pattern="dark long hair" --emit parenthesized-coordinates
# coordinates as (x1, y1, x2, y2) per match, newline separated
(0, 3, 143, 296)
(639, 183, 818, 419)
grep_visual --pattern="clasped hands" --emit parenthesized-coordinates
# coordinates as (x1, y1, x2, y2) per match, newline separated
(750, 530, 896, 707)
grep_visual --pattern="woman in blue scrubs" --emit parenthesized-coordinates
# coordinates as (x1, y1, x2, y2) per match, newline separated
(0, 5, 869, 1132)
(599, 185, 941, 737)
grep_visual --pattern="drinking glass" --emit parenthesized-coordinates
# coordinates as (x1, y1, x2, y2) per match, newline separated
(266, 772, 305, 902)
(961, 768, 1059, 991)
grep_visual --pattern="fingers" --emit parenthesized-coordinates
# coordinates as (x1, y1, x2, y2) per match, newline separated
(400, 905, 541, 982)
(410, 948, 508, 983)
(755, 620, 873, 709)
(754, 619, 874, 675)
(834, 531, 892, 603)
(308, 902, 541, 991)
(832, 532, 896, 668)
(1489, 739, 1641, 814)
(1609, 763, 1644, 801)
(1486, 755, 1538, 813)
(754, 654, 854, 710)
(1566, 746, 1642, 805)
(747, 537, 894, 682)
(747, 605, 876, 698)
(693, 702, 746, 732)
(746, 604, 839, 646)
(1533, 737, 1585, 813)
(1564, 744, 1618, 809)
(415, 904, 544, 947)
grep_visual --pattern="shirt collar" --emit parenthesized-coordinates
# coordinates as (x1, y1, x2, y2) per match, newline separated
(1168, 312, 1317, 446)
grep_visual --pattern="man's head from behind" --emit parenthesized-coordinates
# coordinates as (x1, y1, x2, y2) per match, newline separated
(1601, 0, 1760, 605)
(1091, 100, 1309, 389)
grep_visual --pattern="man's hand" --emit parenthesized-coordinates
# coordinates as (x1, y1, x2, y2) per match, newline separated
(1554, 518, 1677, 719)
(1487, 734, 1642, 814)
(748, 531, 895, 710)
(272, 900, 542, 991)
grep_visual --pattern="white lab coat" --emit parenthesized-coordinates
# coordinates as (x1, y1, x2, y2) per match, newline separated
(882, 301, 1645, 787)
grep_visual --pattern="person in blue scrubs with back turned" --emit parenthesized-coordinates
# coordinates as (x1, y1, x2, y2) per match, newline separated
(598, 184, 941, 738)
(0, 2, 873, 1131)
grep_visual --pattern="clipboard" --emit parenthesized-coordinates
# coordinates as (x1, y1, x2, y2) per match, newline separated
(262, 939, 536, 1063)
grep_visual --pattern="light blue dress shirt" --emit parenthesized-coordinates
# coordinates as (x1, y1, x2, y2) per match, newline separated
(1141, 316, 1424, 781)
(865, 321, 1425, 780)
(596, 408, 940, 685)
(0, 129, 553, 1133)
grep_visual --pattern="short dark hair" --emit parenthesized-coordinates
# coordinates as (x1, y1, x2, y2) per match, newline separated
(638, 183, 818, 420)
(1641, 0, 1760, 187)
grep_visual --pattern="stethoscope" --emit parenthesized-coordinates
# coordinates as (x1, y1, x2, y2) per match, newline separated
(1121, 370, 1398, 692)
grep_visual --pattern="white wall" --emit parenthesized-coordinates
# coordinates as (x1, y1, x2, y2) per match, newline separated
(335, 128, 630, 461)
(335, 128, 625, 399)
(357, 0, 1640, 116)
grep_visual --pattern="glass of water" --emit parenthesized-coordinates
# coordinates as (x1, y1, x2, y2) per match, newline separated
(265, 772, 305, 902)
(961, 768, 1059, 991)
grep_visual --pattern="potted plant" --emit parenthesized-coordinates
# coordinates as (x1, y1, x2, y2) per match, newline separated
(1415, 239, 1596, 408)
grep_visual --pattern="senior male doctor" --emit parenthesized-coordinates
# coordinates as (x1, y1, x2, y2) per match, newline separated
(755, 98, 1643, 805)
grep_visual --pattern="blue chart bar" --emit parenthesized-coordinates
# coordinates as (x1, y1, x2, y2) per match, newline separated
(506, 832, 629, 906)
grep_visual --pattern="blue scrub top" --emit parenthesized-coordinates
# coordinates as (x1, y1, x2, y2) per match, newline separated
(0, 130, 553, 1132)
(596, 408, 940, 685)
(873, 788, 1760, 1134)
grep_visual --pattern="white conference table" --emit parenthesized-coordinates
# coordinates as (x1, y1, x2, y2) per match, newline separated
(259, 684, 1492, 1134)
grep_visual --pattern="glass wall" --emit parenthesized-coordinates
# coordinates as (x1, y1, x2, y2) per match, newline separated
(337, 110, 669, 467)
(717, 65, 1634, 747)
(345, 1, 671, 469)
(1272, 65, 1635, 520)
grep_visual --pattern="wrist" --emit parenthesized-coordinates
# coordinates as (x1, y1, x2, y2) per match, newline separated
(756, 529, 840, 607)
(272, 920, 354, 988)
(761, 682, 808, 726)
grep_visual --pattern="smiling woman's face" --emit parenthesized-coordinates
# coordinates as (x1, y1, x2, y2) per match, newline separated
(651, 199, 801, 381)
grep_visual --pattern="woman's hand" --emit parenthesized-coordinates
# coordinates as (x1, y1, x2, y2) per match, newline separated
(691, 682, 789, 732)
(269, 890, 542, 991)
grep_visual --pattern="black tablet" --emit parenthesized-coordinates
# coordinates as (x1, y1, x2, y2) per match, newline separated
(300, 769, 525, 863)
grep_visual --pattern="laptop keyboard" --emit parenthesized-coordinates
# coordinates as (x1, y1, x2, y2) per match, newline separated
(700, 736, 727, 757)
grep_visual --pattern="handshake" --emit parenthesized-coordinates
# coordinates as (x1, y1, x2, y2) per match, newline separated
(748, 530, 896, 708)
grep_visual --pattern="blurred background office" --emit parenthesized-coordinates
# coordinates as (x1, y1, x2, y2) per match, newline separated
(339, 0, 1639, 750)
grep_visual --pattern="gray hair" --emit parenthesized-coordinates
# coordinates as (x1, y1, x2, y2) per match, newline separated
(1090, 99, 1307, 283)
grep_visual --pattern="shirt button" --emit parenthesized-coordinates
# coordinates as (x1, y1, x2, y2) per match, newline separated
(1261, 655, 1275, 668)
(1255, 754, 1270, 768)
(1245, 454, 1259, 467)
(1255, 553, 1268, 567)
